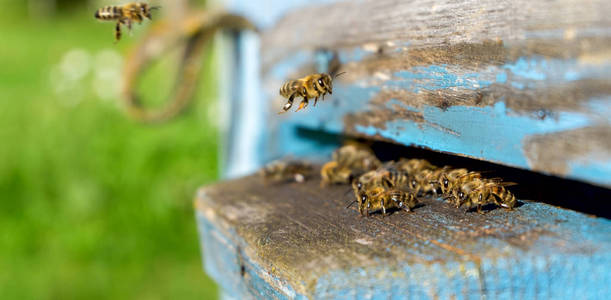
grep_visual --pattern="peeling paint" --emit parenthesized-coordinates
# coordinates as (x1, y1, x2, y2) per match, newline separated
(196, 175, 611, 299)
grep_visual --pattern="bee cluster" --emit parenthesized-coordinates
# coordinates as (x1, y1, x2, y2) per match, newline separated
(320, 144, 518, 216)
(260, 143, 517, 216)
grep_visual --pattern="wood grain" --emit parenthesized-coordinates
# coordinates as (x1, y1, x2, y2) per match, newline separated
(261, 0, 611, 69)
(195, 173, 611, 299)
(254, 0, 611, 187)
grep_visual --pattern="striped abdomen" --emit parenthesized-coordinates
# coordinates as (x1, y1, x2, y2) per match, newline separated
(489, 185, 516, 208)
(279, 80, 303, 98)
(94, 6, 123, 20)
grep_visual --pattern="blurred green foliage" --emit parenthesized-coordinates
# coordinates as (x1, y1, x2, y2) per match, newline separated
(0, 2, 219, 299)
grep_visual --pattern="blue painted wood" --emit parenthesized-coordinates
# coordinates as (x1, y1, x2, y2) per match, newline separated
(203, 0, 611, 297)
(216, 0, 340, 178)
(217, 0, 611, 187)
(195, 175, 611, 299)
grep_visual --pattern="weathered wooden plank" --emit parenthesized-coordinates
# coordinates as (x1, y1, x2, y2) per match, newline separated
(195, 173, 611, 299)
(249, 0, 611, 187)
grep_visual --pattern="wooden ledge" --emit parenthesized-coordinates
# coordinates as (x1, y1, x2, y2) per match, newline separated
(195, 171, 611, 299)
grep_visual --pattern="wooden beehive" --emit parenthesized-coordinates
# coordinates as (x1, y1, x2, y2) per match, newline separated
(197, 0, 611, 298)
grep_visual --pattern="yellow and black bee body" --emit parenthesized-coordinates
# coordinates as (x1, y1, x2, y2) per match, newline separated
(94, 3, 159, 41)
(394, 158, 437, 176)
(279, 72, 340, 112)
(320, 161, 353, 186)
(409, 168, 446, 196)
(437, 168, 469, 196)
(321, 144, 380, 186)
(358, 187, 417, 216)
(456, 180, 517, 213)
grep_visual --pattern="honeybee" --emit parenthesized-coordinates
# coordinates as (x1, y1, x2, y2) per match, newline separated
(94, 3, 160, 41)
(320, 161, 353, 185)
(456, 180, 517, 213)
(332, 143, 379, 170)
(394, 158, 437, 175)
(279, 72, 345, 113)
(357, 187, 417, 216)
(408, 168, 447, 196)
(437, 168, 470, 196)
(350, 166, 411, 210)
(321, 144, 381, 186)
(377, 167, 410, 190)
(259, 159, 313, 184)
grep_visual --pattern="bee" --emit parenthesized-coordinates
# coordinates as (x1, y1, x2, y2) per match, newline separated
(436, 168, 470, 196)
(94, 3, 160, 42)
(456, 180, 517, 213)
(394, 158, 437, 175)
(408, 168, 446, 196)
(279, 72, 345, 113)
(259, 159, 313, 184)
(357, 187, 417, 216)
(320, 161, 353, 186)
(377, 167, 410, 190)
(350, 167, 411, 210)
(321, 144, 381, 186)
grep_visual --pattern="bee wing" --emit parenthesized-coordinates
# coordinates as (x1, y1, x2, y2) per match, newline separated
(480, 181, 518, 189)
(456, 171, 482, 179)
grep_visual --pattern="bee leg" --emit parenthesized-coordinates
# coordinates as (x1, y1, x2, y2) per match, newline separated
(295, 98, 308, 112)
(477, 205, 485, 214)
(281, 95, 295, 112)
(114, 21, 122, 42)
(313, 97, 319, 106)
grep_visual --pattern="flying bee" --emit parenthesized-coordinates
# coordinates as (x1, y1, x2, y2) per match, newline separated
(94, 3, 160, 42)
(278, 72, 345, 113)
(456, 180, 517, 213)
(259, 159, 313, 184)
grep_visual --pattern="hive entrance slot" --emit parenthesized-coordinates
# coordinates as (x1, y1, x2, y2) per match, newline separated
(292, 127, 611, 219)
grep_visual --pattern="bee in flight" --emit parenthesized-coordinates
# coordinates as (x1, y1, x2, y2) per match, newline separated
(94, 2, 160, 42)
(279, 72, 345, 113)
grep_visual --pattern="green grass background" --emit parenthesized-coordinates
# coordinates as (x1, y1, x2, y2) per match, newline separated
(0, 2, 219, 299)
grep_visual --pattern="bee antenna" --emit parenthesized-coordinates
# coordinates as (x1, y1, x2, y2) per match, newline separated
(334, 71, 346, 79)
(346, 199, 357, 209)
(150, 6, 161, 10)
